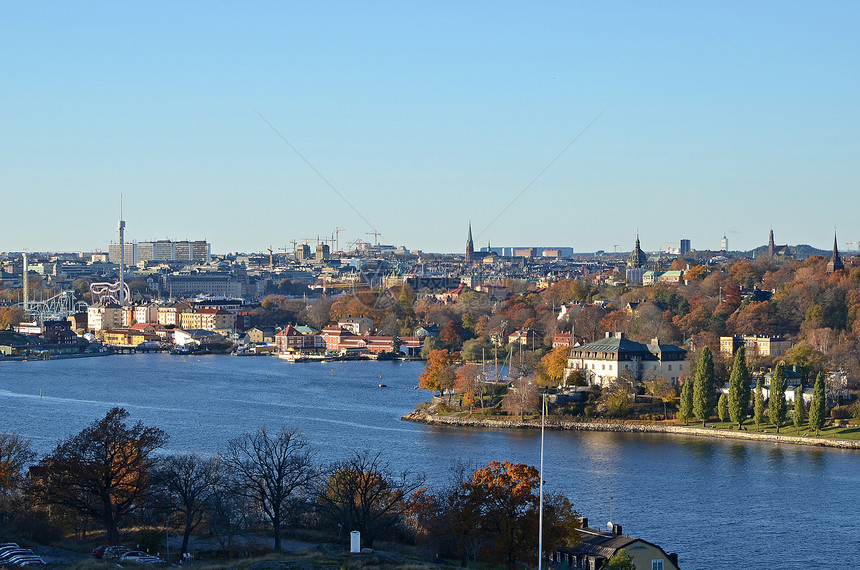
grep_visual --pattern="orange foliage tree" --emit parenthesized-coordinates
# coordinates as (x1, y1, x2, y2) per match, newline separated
(448, 461, 580, 566)
(419, 349, 458, 397)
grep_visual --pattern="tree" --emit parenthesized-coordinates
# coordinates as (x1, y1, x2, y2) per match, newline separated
(503, 376, 539, 421)
(315, 451, 424, 548)
(0, 432, 35, 518)
(679, 379, 693, 425)
(718, 392, 728, 426)
(35, 407, 167, 544)
(597, 382, 633, 418)
(418, 349, 457, 396)
(808, 372, 826, 436)
(793, 386, 805, 434)
(728, 347, 751, 428)
(754, 377, 765, 428)
(605, 548, 637, 570)
(643, 378, 675, 420)
(439, 320, 466, 349)
(454, 363, 484, 412)
(153, 454, 224, 555)
(225, 426, 315, 551)
(693, 347, 716, 426)
(448, 461, 579, 566)
(537, 346, 570, 388)
(769, 363, 788, 433)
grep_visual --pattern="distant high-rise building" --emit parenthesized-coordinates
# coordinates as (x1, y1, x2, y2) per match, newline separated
(679, 239, 691, 255)
(720, 235, 728, 252)
(315, 244, 330, 261)
(114, 239, 210, 264)
(108, 242, 137, 265)
(296, 244, 311, 261)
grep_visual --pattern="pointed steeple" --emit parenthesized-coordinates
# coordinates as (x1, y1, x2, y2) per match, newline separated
(465, 221, 474, 263)
(827, 231, 844, 274)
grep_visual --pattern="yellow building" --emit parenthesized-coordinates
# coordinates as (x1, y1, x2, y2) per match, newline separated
(720, 335, 791, 357)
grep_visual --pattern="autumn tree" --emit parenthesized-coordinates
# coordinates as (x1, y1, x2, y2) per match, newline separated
(454, 363, 484, 412)
(754, 377, 766, 427)
(808, 372, 826, 436)
(225, 426, 316, 551)
(693, 347, 716, 426)
(153, 454, 225, 555)
(35, 407, 167, 544)
(643, 377, 675, 420)
(439, 320, 466, 349)
(419, 349, 458, 398)
(597, 382, 633, 418)
(728, 347, 751, 429)
(315, 451, 425, 548)
(448, 461, 579, 567)
(537, 346, 570, 388)
(769, 363, 788, 433)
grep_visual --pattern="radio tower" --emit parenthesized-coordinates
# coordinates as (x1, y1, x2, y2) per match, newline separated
(118, 198, 126, 307)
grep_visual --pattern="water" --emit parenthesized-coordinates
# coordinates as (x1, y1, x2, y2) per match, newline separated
(2, 354, 858, 569)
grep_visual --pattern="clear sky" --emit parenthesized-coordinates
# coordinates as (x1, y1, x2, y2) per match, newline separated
(2, 2, 859, 255)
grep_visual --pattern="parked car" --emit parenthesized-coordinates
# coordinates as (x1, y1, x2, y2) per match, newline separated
(120, 551, 163, 564)
(102, 546, 131, 560)
(91, 545, 110, 558)
(0, 549, 34, 562)
(0, 550, 46, 566)
(8, 555, 47, 567)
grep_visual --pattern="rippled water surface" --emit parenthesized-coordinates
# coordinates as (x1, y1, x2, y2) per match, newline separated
(2, 354, 857, 569)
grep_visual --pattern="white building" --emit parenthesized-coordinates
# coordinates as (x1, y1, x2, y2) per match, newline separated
(565, 332, 689, 386)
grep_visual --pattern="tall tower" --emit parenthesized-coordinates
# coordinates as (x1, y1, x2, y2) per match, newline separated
(627, 233, 647, 269)
(827, 232, 844, 274)
(465, 222, 474, 263)
(118, 200, 126, 307)
(22, 252, 29, 317)
(768, 229, 775, 257)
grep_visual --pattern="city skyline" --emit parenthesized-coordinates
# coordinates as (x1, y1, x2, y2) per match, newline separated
(3, 2, 859, 253)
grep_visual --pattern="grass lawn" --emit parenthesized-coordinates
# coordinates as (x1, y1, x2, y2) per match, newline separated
(686, 420, 860, 440)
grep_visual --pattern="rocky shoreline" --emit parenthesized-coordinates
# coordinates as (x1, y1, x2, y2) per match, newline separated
(401, 409, 860, 450)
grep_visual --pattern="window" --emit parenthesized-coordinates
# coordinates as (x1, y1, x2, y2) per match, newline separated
(668, 364, 672, 371)
(652, 560, 664, 570)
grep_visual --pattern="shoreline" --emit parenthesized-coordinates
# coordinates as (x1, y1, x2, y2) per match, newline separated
(401, 409, 860, 450)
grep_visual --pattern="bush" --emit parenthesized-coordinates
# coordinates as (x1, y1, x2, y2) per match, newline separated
(830, 406, 852, 420)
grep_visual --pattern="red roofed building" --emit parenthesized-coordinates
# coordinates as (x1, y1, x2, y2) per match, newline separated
(552, 332, 572, 348)
(275, 325, 305, 351)
(321, 326, 353, 352)
(366, 335, 397, 355)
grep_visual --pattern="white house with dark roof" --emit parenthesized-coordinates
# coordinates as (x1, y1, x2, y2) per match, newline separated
(565, 332, 688, 386)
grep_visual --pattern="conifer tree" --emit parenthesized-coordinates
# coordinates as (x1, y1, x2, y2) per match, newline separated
(679, 379, 693, 425)
(728, 347, 751, 429)
(718, 392, 728, 426)
(754, 377, 765, 428)
(793, 386, 805, 433)
(809, 372, 826, 436)
(693, 347, 716, 426)
(769, 362, 788, 433)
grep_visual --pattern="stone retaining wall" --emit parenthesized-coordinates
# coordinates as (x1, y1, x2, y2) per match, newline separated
(401, 410, 860, 450)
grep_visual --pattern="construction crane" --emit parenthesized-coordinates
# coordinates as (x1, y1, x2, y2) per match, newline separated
(366, 230, 382, 246)
(332, 227, 346, 253)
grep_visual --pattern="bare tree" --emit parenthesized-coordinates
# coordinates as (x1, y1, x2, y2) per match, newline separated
(315, 451, 425, 548)
(225, 427, 316, 551)
(153, 454, 225, 555)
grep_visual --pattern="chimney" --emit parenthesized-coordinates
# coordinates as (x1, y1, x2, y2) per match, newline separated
(605, 332, 611, 338)
(668, 553, 679, 566)
(651, 338, 659, 345)
(612, 524, 622, 536)
(581, 517, 588, 529)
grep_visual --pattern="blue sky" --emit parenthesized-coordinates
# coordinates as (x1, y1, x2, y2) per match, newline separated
(2, 2, 859, 255)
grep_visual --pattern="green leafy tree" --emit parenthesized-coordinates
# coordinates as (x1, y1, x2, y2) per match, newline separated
(754, 377, 765, 428)
(718, 392, 728, 425)
(793, 386, 805, 434)
(808, 372, 826, 436)
(605, 548, 637, 570)
(728, 347, 751, 428)
(679, 379, 693, 425)
(693, 347, 716, 426)
(769, 363, 788, 433)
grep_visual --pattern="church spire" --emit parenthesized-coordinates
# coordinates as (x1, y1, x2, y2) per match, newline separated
(466, 221, 474, 263)
(828, 231, 844, 274)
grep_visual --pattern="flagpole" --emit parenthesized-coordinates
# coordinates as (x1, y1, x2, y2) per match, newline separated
(538, 392, 546, 570)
